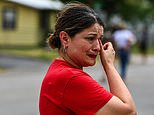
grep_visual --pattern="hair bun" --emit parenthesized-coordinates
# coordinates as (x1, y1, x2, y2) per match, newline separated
(48, 33, 56, 49)
(48, 32, 61, 49)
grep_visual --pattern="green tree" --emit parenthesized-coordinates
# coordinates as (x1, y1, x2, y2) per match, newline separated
(60, 0, 154, 24)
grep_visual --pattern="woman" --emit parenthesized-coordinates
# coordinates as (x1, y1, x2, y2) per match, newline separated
(39, 2, 136, 115)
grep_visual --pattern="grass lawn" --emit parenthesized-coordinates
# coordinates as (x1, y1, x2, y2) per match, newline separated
(0, 68, 6, 73)
(0, 47, 58, 61)
(131, 45, 154, 55)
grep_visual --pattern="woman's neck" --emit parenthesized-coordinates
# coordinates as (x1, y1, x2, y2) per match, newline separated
(58, 51, 83, 70)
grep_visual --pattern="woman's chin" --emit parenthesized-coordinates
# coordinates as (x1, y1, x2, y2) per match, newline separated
(85, 60, 96, 67)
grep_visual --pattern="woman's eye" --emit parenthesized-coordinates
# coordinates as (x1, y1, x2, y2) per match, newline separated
(87, 37, 95, 41)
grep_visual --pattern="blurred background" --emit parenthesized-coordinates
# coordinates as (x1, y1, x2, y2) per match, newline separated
(0, 0, 154, 115)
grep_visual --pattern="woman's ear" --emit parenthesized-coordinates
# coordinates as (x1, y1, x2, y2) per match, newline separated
(59, 31, 69, 48)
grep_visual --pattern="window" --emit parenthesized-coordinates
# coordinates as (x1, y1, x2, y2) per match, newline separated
(2, 8, 16, 30)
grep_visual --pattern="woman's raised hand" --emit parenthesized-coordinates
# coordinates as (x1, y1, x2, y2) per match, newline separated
(98, 40, 115, 67)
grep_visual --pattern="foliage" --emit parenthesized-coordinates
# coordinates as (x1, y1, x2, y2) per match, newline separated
(60, 0, 154, 23)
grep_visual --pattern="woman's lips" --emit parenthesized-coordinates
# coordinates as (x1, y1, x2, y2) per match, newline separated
(88, 54, 97, 59)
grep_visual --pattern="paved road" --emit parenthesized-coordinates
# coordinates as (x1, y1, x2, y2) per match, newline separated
(0, 55, 154, 115)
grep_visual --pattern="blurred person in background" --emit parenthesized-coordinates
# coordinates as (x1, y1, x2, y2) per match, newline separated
(113, 23, 136, 81)
(139, 25, 149, 64)
(39, 2, 136, 115)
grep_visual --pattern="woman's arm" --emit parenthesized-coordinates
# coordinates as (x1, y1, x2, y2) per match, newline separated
(95, 41, 136, 115)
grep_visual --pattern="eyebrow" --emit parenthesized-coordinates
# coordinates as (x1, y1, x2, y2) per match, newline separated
(87, 32, 97, 36)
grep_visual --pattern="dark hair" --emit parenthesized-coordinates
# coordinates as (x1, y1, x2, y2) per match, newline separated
(48, 2, 104, 49)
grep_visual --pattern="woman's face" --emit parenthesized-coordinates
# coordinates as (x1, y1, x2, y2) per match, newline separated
(67, 23, 104, 67)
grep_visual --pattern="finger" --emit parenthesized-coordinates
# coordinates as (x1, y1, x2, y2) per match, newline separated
(98, 38, 104, 52)
(104, 42, 116, 55)
(103, 42, 114, 50)
(103, 43, 109, 50)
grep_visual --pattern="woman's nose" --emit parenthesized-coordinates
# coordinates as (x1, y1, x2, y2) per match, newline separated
(93, 39, 101, 51)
